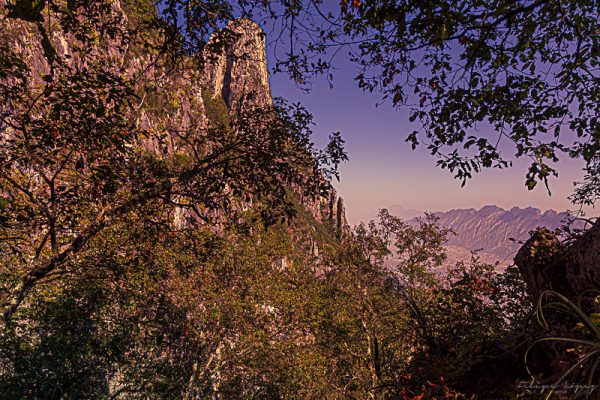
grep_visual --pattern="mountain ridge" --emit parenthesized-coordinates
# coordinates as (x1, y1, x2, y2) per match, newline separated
(365, 204, 581, 263)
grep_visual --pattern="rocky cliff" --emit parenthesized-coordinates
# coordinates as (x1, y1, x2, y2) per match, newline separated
(203, 19, 272, 114)
(0, 0, 347, 235)
(201, 18, 348, 233)
(515, 222, 600, 302)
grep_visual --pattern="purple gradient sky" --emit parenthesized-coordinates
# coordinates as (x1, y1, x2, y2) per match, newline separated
(265, 38, 590, 225)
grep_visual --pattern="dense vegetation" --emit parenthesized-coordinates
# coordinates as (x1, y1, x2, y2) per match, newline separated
(0, 1, 598, 399)
(0, 203, 532, 398)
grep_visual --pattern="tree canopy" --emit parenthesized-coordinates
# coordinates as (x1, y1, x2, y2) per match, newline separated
(159, 0, 599, 203)
(267, 0, 599, 202)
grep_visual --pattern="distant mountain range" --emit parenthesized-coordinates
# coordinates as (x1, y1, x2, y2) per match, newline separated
(431, 205, 579, 261)
(364, 205, 583, 264)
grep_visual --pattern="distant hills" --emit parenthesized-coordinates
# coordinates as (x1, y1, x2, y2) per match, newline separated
(360, 205, 423, 222)
(363, 205, 582, 264)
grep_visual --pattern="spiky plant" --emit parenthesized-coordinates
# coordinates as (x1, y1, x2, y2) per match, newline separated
(525, 290, 600, 400)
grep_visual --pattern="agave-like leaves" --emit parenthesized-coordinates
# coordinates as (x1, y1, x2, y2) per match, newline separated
(525, 290, 600, 399)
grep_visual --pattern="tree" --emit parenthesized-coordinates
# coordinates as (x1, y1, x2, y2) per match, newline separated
(0, 0, 345, 321)
(192, 0, 597, 203)
(314, 210, 529, 399)
(0, 206, 333, 398)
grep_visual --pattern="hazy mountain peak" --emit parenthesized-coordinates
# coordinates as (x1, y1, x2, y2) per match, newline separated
(479, 204, 504, 215)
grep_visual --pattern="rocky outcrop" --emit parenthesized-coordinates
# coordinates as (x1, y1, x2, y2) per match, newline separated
(322, 186, 348, 236)
(514, 228, 568, 299)
(515, 222, 600, 302)
(203, 19, 272, 115)
(1, 0, 210, 155)
(203, 19, 348, 234)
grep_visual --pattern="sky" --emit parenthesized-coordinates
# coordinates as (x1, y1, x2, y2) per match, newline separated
(263, 28, 591, 225)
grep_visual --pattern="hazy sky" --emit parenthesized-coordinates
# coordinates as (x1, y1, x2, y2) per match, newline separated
(266, 37, 590, 225)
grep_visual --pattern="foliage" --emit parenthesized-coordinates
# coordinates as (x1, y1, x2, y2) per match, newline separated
(0, 200, 531, 399)
(0, 206, 323, 398)
(314, 210, 531, 399)
(0, 1, 541, 399)
(164, 0, 600, 203)
(0, 0, 345, 321)
(523, 291, 600, 400)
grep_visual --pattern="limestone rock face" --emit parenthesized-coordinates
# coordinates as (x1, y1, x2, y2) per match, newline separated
(565, 223, 600, 296)
(1, 3, 348, 235)
(323, 187, 348, 237)
(204, 19, 272, 114)
(203, 19, 349, 235)
(514, 228, 568, 300)
(0, 0, 209, 154)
